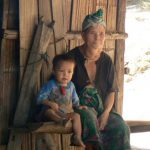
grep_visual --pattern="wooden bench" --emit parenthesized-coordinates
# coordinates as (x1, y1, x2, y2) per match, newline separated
(126, 120, 150, 133)
(12, 122, 84, 150)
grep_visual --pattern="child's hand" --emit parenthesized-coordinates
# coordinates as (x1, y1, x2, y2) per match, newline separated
(79, 105, 88, 109)
(50, 102, 59, 111)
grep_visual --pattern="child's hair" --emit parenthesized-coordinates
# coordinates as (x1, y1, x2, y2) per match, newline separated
(52, 53, 76, 70)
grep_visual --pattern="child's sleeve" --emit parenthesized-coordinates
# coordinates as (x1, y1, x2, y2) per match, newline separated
(71, 82, 80, 107)
(36, 81, 52, 105)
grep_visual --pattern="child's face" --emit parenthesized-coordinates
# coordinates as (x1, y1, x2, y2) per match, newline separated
(54, 61, 75, 86)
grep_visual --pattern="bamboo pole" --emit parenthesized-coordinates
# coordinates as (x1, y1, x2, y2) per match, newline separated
(65, 31, 128, 40)
(114, 0, 126, 115)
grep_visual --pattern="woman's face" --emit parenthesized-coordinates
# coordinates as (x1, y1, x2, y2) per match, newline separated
(82, 24, 105, 50)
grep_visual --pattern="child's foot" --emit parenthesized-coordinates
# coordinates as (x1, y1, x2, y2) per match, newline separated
(71, 134, 85, 148)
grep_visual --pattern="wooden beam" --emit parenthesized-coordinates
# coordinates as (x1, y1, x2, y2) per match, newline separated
(126, 121, 150, 126)
(3, 30, 18, 39)
(114, 0, 126, 115)
(12, 122, 73, 134)
(1, 30, 128, 41)
(65, 31, 128, 40)
(126, 121, 150, 133)
(13, 21, 53, 127)
(130, 125, 150, 133)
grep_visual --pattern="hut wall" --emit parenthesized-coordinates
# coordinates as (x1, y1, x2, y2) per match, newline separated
(0, 0, 126, 149)
(0, 0, 19, 148)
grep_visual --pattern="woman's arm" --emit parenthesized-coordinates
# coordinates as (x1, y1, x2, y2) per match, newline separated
(104, 92, 115, 113)
(98, 92, 115, 130)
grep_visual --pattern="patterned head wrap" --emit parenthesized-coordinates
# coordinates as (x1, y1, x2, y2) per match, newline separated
(82, 9, 106, 31)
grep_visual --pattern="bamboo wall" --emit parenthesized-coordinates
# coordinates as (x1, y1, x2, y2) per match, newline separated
(0, 0, 19, 148)
(0, 0, 126, 149)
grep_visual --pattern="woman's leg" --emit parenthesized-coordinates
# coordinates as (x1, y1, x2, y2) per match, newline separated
(101, 112, 131, 150)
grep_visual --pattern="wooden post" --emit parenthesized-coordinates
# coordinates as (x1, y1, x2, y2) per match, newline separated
(115, 0, 126, 115)
(13, 21, 53, 126)
(7, 21, 53, 150)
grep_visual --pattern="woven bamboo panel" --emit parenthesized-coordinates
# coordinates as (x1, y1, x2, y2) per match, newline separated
(19, 0, 38, 83)
(0, 0, 19, 145)
(105, 0, 118, 62)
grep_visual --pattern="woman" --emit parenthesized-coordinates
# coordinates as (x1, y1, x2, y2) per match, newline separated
(68, 9, 131, 150)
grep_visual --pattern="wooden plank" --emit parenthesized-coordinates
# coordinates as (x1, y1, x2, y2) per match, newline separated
(38, 0, 55, 85)
(126, 121, 150, 126)
(7, 22, 53, 150)
(11, 122, 73, 134)
(130, 125, 150, 133)
(3, 30, 18, 39)
(114, 0, 126, 115)
(126, 120, 150, 133)
(14, 21, 53, 126)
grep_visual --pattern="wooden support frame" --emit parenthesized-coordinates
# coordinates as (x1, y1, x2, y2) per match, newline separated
(65, 31, 128, 40)
(3, 29, 18, 39)
(3, 30, 128, 41)
(126, 121, 150, 133)
(12, 120, 150, 135)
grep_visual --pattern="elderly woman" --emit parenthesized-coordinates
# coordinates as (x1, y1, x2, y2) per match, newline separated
(68, 9, 131, 150)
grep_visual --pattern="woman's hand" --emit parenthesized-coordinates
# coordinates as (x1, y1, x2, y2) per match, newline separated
(98, 111, 109, 130)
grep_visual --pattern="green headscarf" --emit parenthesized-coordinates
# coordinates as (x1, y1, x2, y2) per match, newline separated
(82, 9, 106, 31)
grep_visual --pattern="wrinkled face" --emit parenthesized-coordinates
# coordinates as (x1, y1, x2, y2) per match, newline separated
(54, 61, 75, 86)
(82, 24, 105, 50)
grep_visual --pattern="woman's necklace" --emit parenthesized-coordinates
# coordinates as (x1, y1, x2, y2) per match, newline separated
(80, 45, 101, 63)
(84, 54, 100, 63)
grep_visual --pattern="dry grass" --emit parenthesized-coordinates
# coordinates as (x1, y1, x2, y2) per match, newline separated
(127, 0, 150, 10)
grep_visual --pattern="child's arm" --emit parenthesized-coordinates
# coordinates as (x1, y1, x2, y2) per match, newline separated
(71, 82, 87, 110)
(42, 99, 59, 112)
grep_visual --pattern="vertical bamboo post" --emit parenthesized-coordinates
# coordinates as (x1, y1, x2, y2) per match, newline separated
(115, 0, 126, 115)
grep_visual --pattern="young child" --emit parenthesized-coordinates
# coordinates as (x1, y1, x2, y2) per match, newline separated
(36, 54, 86, 147)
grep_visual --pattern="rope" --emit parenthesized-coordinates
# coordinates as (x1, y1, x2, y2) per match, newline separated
(0, 51, 51, 74)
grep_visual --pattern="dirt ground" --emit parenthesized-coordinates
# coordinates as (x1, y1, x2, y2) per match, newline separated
(123, 1, 150, 149)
